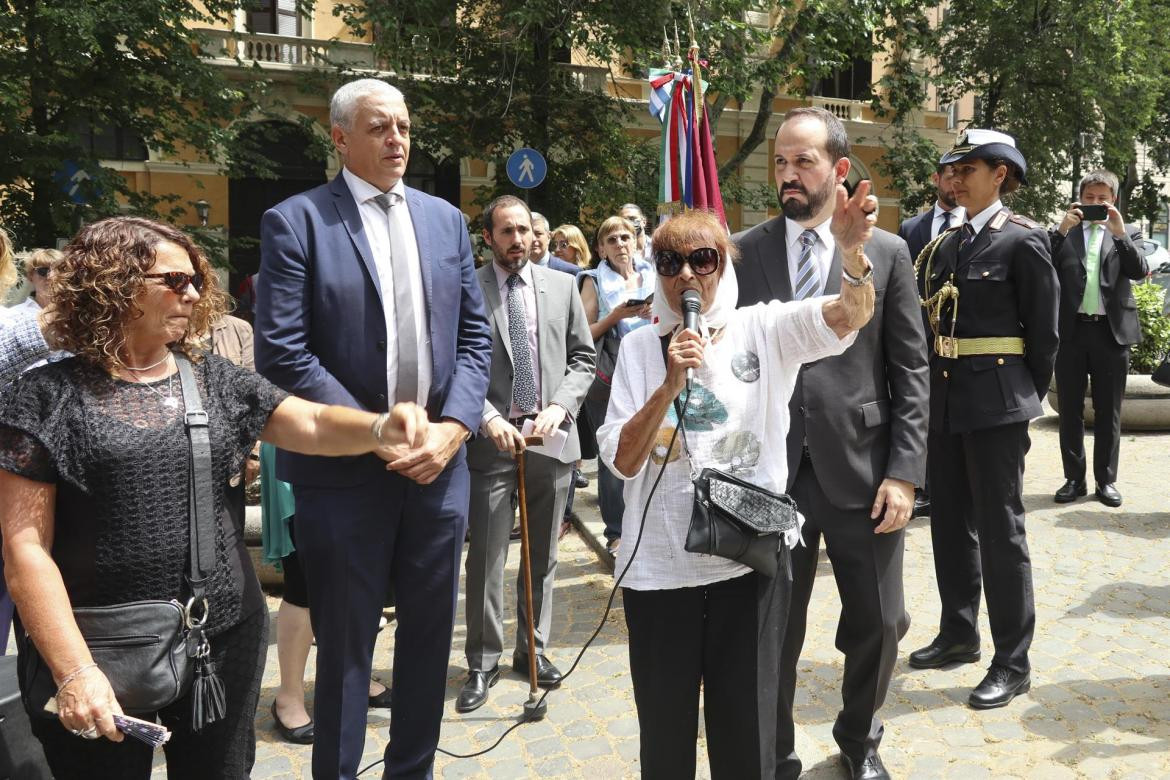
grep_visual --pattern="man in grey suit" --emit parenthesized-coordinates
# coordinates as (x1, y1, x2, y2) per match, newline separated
(456, 195, 595, 713)
(734, 107, 929, 780)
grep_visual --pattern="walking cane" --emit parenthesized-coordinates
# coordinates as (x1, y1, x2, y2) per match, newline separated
(515, 437, 548, 722)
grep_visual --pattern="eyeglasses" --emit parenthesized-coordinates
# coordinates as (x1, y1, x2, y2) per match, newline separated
(553, 240, 570, 250)
(145, 271, 204, 294)
(32, 266, 50, 278)
(654, 247, 721, 277)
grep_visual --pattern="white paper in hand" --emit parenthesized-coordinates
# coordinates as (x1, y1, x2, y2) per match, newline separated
(520, 418, 569, 460)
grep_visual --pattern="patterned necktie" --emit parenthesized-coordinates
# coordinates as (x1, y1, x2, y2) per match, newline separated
(1081, 224, 1105, 316)
(506, 274, 538, 413)
(372, 192, 419, 404)
(793, 229, 819, 300)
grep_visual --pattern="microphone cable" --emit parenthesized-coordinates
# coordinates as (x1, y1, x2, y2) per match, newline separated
(357, 388, 692, 776)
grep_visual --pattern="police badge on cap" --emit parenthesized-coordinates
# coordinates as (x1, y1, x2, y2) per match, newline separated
(940, 129, 1028, 187)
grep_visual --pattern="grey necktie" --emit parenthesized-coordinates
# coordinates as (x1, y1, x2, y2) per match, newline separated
(372, 192, 419, 405)
(793, 229, 819, 300)
(506, 274, 538, 413)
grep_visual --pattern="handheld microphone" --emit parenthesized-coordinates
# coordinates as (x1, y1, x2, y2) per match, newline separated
(681, 289, 702, 392)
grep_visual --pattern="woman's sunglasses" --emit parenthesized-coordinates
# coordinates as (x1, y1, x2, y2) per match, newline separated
(654, 247, 721, 277)
(146, 271, 204, 294)
(553, 240, 571, 250)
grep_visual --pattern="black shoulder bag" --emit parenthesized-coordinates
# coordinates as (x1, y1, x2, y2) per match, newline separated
(22, 354, 227, 729)
(657, 334, 799, 578)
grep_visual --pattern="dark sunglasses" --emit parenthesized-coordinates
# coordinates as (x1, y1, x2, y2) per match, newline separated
(553, 240, 570, 250)
(655, 247, 721, 277)
(32, 266, 51, 278)
(145, 271, 204, 294)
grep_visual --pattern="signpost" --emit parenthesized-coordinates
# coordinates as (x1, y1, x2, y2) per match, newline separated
(506, 148, 547, 190)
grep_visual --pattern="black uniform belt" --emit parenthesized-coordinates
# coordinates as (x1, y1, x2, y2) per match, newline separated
(509, 413, 538, 426)
(1076, 313, 1107, 322)
(934, 335, 1025, 358)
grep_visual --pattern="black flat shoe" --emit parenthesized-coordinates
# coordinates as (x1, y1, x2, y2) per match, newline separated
(512, 651, 563, 689)
(908, 636, 981, 669)
(455, 667, 499, 713)
(1054, 479, 1087, 503)
(1095, 482, 1122, 507)
(368, 684, 393, 709)
(841, 752, 890, 780)
(271, 701, 314, 745)
(968, 665, 1030, 709)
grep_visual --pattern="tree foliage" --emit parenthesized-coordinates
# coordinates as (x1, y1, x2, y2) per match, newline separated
(0, 0, 289, 250)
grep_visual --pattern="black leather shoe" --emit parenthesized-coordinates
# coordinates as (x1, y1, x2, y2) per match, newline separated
(455, 667, 500, 713)
(271, 701, 314, 744)
(912, 491, 931, 518)
(512, 651, 563, 689)
(368, 683, 393, 709)
(840, 752, 890, 780)
(908, 636, 981, 669)
(1095, 482, 1122, 507)
(1054, 479, 1087, 503)
(968, 665, 1030, 709)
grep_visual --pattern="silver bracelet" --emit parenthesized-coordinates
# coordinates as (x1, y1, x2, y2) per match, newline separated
(841, 262, 874, 287)
(55, 662, 98, 695)
(371, 412, 390, 444)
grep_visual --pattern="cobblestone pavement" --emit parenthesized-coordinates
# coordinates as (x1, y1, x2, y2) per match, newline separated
(152, 404, 1169, 778)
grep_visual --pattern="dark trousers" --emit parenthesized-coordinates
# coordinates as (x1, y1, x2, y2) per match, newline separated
(29, 606, 268, 779)
(1055, 318, 1128, 485)
(623, 567, 790, 780)
(928, 423, 1034, 673)
(293, 453, 469, 780)
(777, 455, 909, 778)
(585, 396, 624, 541)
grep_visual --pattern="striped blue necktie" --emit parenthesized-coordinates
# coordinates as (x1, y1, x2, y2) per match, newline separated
(793, 229, 819, 300)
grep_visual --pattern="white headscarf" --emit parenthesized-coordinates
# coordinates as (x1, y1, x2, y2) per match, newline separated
(652, 252, 739, 338)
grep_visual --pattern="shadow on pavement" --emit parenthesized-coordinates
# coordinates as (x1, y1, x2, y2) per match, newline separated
(1064, 581, 1170, 619)
(1054, 509, 1170, 539)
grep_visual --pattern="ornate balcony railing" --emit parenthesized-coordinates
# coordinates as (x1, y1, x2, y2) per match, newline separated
(196, 29, 377, 70)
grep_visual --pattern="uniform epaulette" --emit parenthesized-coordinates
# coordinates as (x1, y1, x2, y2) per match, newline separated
(1007, 213, 1041, 229)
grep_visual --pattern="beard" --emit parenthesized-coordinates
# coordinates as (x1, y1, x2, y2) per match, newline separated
(938, 189, 958, 209)
(779, 177, 835, 222)
(493, 249, 528, 273)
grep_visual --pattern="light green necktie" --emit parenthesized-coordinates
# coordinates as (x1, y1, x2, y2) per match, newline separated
(1081, 224, 1104, 315)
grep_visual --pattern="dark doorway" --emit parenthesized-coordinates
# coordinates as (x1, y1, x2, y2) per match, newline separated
(227, 120, 326, 313)
(406, 150, 461, 208)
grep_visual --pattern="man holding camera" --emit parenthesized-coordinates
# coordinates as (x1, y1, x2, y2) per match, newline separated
(1050, 169, 1147, 508)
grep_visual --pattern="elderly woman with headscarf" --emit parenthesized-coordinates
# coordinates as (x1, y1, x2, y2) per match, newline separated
(597, 202, 876, 779)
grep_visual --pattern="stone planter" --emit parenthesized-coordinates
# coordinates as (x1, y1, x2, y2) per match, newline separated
(1047, 374, 1170, 432)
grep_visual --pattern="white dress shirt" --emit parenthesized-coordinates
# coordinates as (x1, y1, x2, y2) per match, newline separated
(784, 217, 836, 297)
(932, 204, 965, 239)
(342, 167, 432, 406)
(965, 199, 1004, 239)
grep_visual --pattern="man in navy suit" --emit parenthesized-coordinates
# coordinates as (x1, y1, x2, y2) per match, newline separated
(530, 212, 582, 276)
(898, 162, 965, 263)
(255, 78, 492, 780)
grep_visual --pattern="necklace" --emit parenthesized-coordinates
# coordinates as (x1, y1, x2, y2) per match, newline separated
(125, 352, 180, 410)
(122, 351, 172, 372)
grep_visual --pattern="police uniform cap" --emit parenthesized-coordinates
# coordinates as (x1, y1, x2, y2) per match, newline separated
(939, 129, 1028, 186)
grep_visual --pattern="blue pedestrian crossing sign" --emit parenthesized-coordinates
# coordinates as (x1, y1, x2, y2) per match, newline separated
(506, 148, 547, 189)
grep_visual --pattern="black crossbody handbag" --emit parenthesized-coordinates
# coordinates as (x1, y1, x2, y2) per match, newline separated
(657, 335, 799, 577)
(21, 354, 226, 728)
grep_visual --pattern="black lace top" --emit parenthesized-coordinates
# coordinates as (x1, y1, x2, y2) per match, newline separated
(0, 353, 288, 636)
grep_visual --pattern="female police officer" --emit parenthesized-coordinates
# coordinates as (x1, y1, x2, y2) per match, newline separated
(908, 130, 1059, 710)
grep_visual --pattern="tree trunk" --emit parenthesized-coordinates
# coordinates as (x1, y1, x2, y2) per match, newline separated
(717, 82, 777, 182)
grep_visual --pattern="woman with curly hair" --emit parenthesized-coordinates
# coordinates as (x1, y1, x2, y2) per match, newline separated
(0, 216, 429, 779)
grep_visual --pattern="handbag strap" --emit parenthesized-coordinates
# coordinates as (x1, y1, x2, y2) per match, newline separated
(175, 354, 216, 609)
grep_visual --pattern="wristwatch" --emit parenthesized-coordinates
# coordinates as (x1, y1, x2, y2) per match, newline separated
(841, 259, 874, 287)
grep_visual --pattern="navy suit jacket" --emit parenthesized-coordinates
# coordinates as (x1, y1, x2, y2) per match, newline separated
(541, 255, 582, 276)
(254, 174, 493, 487)
(898, 209, 935, 265)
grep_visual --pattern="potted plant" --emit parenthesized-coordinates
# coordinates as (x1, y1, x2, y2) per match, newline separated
(1048, 279, 1170, 430)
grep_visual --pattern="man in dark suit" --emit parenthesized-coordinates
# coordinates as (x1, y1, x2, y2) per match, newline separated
(530, 212, 582, 276)
(456, 196, 594, 712)
(898, 163, 965, 263)
(254, 78, 492, 780)
(734, 107, 929, 780)
(1050, 169, 1147, 507)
